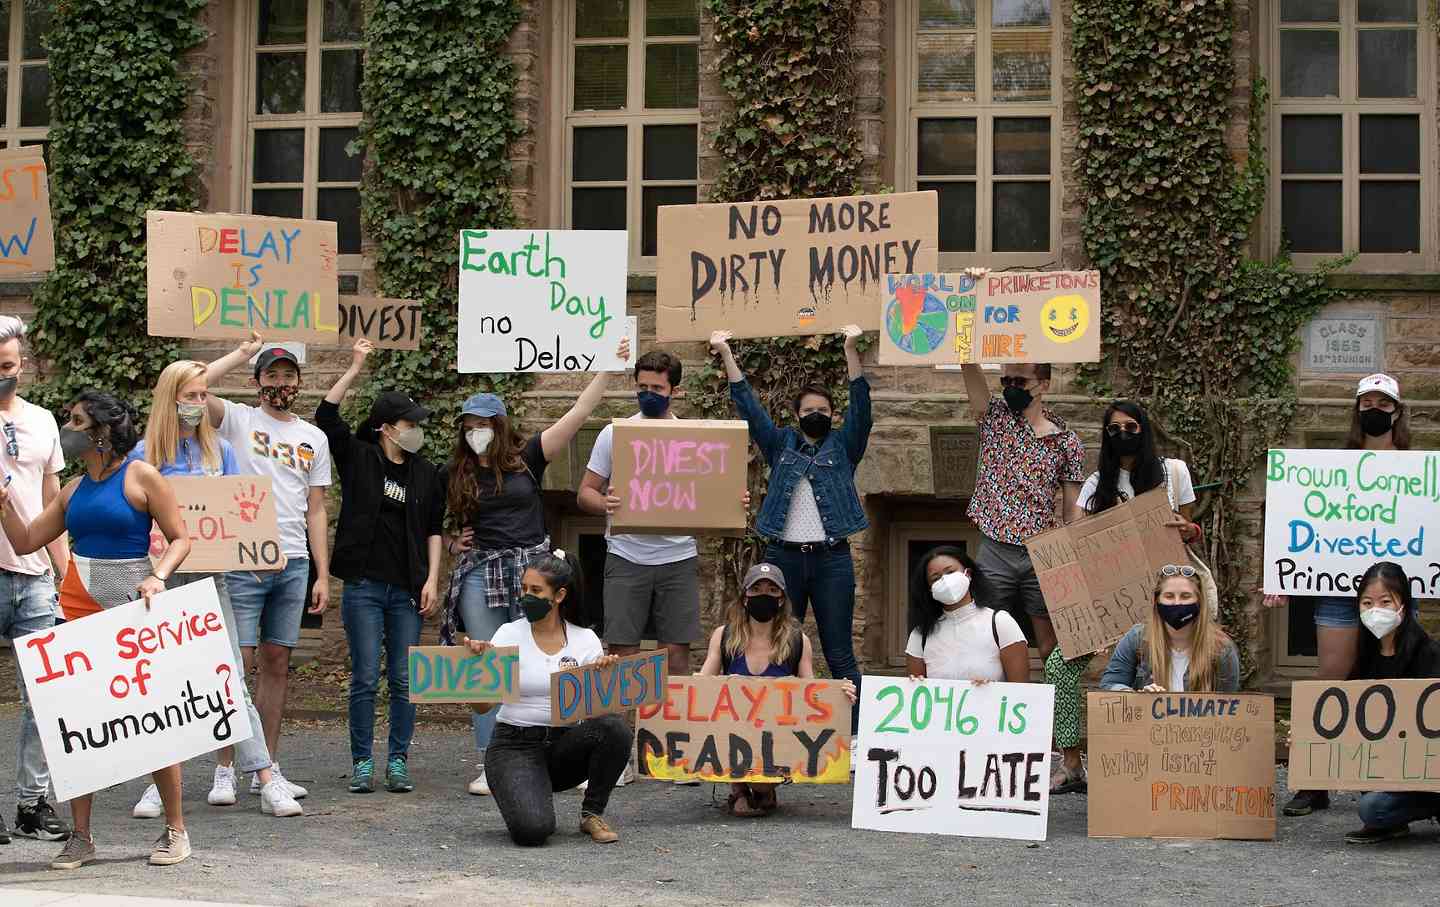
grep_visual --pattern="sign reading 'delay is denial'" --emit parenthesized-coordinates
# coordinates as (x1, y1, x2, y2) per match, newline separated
(609, 419, 749, 536)
(0, 146, 54, 274)
(655, 192, 939, 341)
(456, 229, 628, 372)
(1088, 692, 1276, 840)
(149, 477, 282, 573)
(1288, 679, 1440, 791)
(1025, 489, 1190, 659)
(408, 646, 521, 704)
(147, 211, 339, 340)
(549, 650, 667, 725)
(15, 578, 252, 801)
(851, 678, 1055, 841)
(637, 676, 852, 783)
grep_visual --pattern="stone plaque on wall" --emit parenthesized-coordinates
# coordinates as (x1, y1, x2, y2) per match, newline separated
(1302, 314, 1382, 374)
(930, 426, 979, 499)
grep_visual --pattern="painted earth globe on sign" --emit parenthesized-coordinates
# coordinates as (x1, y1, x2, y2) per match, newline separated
(886, 284, 949, 354)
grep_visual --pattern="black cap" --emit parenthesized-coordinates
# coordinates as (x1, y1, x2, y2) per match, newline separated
(253, 346, 301, 378)
(370, 391, 430, 426)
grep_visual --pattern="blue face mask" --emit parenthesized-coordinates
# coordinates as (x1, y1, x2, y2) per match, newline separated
(637, 390, 671, 418)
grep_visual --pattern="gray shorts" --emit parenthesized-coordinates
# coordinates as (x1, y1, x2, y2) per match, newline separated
(976, 537, 1048, 619)
(603, 554, 701, 646)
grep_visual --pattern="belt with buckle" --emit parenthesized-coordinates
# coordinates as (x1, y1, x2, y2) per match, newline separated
(774, 538, 846, 553)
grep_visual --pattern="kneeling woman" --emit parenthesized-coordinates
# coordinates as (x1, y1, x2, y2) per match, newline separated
(698, 563, 856, 817)
(906, 546, 1029, 683)
(1101, 564, 1239, 693)
(463, 550, 629, 845)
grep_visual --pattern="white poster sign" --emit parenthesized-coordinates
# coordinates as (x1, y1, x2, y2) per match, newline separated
(851, 677, 1054, 841)
(457, 229, 629, 373)
(15, 579, 252, 801)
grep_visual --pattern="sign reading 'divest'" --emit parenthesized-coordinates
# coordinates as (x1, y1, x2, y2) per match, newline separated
(149, 477, 282, 573)
(333, 296, 423, 350)
(608, 419, 749, 536)
(146, 211, 339, 340)
(457, 229, 628, 373)
(655, 192, 938, 341)
(550, 650, 667, 724)
(15, 578, 252, 801)
(0, 146, 54, 274)
(852, 678, 1055, 841)
(1288, 679, 1440, 791)
(408, 646, 520, 704)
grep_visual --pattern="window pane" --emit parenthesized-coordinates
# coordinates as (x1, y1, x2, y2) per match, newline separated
(252, 188, 303, 219)
(644, 43, 698, 108)
(1280, 115, 1341, 174)
(0, 2, 9, 59)
(1279, 30, 1338, 97)
(1280, 0, 1338, 20)
(993, 182, 1049, 252)
(253, 129, 305, 182)
(994, 118, 1049, 175)
(1359, 182, 1419, 253)
(19, 65, 46, 127)
(1281, 181, 1342, 252)
(256, 52, 306, 114)
(992, 31, 1050, 102)
(647, 0, 698, 36)
(574, 45, 627, 110)
(321, 49, 363, 112)
(917, 118, 977, 176)
(320, 127, 363, 182)
(572, 187, 626, 230)
(920, 0, 976, 27)
(258, 0, 307, 46)
(22, 0, 50, 60)
(0, 64, 7, 126)
(1357, 30, 1416, 98)
(573, 126, 627, 181)
(318, 188, 362, 254)
(576, 0, 629, 38)
(917, 33, 976, 102)
(324, 0, 365, 42)
(919, 181, 976, 252)
(642, 186, 696, 256)
(993, 0, 1050, 27)
(1359, 0, 1416, 22)
(1360, 115, 1419, 174)
(643, 125, 697, 180)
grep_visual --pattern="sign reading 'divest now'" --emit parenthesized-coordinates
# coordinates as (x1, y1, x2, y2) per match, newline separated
(0, 146, 54, 274)
(1288, 679, 1440, 791)
(608, 419, 749, 536)
(408, 646, 520, 703)
(149, 477, 282, 573)
(550, 650, 667, 724)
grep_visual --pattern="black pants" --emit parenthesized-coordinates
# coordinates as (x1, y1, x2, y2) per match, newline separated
(484, 716, 631, 846)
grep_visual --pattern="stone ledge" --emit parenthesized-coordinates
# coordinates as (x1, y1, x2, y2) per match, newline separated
(1325, 273, 1440, 292)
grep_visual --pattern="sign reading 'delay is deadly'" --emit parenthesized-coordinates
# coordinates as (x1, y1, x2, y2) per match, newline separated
(1263, 449, 1440, 597)
(149, 477, 282, 573)
(851, 678, 1055, 841)
(1288, 679, 1440, 791)
(0, 146, 54, 274)
(1088, 692, 1276, 840)
(655, 192, 938, 341)
(457, 229, 628, 373)
(549, 650, 667, 725)
(1025, 489, 1190, 659)
(609, 419, 749, 536)
(637, 676, 852, 783)
(15, 578, 252, 801)
(408, 646, 521, 704)
(877, 270, 1102, 366)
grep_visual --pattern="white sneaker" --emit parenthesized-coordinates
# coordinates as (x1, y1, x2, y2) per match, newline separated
(251, 763, 308, 799)
(468, 769, 491, 796)
(615, 762, 635, 787)
(260, 779, 303, 817)
(208, 765, 237, 806)
(575, 780, 590, 792)
(132, 783, 163, 819)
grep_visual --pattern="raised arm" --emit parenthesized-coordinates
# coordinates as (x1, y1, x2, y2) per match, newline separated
(204, 331, 265, 427)
(960, 364, 990, 423)
(325, 338, 372, 405)
(541, 336, 629, 462)
(713, 331, 784, 460)
(709, 330, 744, 383)
(842, 323, 863, 380)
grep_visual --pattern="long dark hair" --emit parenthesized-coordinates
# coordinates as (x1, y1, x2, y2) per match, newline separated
(524, 548, 588, 627)
(908, 545, 989, 643)
(1352, 561, 1427, 678)
(1088, 400, 1165, 514)
(70, 390, 142, 462)
(1345, 399, 1412, 450)
(446, 410, 527, 523)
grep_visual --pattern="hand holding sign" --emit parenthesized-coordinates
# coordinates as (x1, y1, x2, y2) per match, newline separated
(351, 337, 375, 365)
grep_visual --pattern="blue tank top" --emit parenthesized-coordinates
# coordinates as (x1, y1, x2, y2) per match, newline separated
(66, 459, 153, 559)
(720, 626, 804, 678)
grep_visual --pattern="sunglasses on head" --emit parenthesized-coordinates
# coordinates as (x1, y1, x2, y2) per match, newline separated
(2, 421, 14, 458)
(1159, 564, 1196, 578)
(1105, 422, 1142, 436)
(999, 376, 1034, 389)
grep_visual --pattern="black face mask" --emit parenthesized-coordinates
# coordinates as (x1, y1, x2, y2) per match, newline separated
(520, 594, 553, 623)
(1158, 603, 1200, 631)
(1110, 432, 1143, 456)
(1359, 408, 1394, 438)
(798, 412, 832, 441)
(1002, 386, 1033, 415)
(59, 428, 97, 461)
(744, 594, 783, 623)
(0, 375, 17, 399)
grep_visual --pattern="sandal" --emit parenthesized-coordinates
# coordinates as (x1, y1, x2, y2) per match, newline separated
(750, 787, 779, 815)
(725, 786, 764, 818)
(1050, 763, 1087, 795)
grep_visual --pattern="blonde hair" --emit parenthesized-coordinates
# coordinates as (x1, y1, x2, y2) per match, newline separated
(146, 360, 221, 473)
(1145, 571, 1231, 692)
(723, 590, 801, 669)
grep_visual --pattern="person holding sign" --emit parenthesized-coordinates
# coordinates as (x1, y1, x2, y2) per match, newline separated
(462, 549, 632, 846)
(905, 546, 1029, 684)
(0, 390, 195, 868)
(1100, 565, 1239, 695)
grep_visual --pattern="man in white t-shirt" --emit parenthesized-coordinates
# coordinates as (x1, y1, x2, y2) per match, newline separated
(204, 333, 332, 799)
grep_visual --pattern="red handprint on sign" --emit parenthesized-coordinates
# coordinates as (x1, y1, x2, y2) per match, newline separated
(232, 483, 268, 524)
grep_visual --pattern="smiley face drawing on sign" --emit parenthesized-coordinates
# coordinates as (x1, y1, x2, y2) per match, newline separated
(1040, 294, 1089, 344)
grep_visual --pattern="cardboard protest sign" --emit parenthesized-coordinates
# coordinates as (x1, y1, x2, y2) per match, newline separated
(0, 146, 53, 274)
(655, 192, 938, 341)
(333, 296, 423, 350)
(408, 646, 520, 703)
(14, 578, 252, 801)
(609, 419, 749, 536)
(1087, 692, 1276, 840)
(1262, 449, 1440, 597)
(550, 650, 667, 724)
(851, 678, 1055, 841)
(1025, 488, 1190, 659)
(636, 676, 851, 783)
(149, 477, 282, 573)
(146, 211, 339, 340)
(457, 229, 628, 372)
(878, 270, 1101, 366)
(1288, 679, 1440, 791)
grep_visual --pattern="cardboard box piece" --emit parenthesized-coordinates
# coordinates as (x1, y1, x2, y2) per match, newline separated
(1288, 679, 1440, 791)
(149, 476, 281, 574)
(408, 646, 521, 704)
(549, 650, 667, 724)
(0, 146, 54, 275)
(608, 419, 749, 536)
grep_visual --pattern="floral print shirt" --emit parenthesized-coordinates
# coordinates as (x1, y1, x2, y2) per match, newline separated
(967, 398, 1086, 544)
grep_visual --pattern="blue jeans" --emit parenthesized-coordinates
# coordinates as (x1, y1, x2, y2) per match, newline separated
(459, 567, 514, 753)
(0, 569, 56, 805)
(229, 557, 311, 648)
(342, 578, 424, 762)
(1359, 791, 1440, 830)
(763, 541, 861, 731)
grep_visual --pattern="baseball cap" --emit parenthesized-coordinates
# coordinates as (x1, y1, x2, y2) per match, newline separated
(460, 392, 507, 419)
(1356, 373, 1400, 403)
(370, 391, 430, 426)
(253, 346, 300, 378)
(742, 563, 787, 595)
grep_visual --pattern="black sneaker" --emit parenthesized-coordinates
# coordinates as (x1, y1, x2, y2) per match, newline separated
(1, 811, 10, 844)
(1282, 790, 1330, 817)
(1345, 824, 1410, 844)
(15, 796, 71, 841)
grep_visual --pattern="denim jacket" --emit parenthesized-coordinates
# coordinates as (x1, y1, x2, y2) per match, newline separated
(729, 376, 872, 541)
(1100, 623, 1241, 693)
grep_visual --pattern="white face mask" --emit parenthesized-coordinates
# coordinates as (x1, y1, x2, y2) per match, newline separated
(1360, 607, 1403, 640)
(466, 427, 494, 456)
(930, 571, 971, 606)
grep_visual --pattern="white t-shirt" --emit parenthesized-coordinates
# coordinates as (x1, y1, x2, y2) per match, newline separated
(1077, 457, 1196, 514)
(1168, 648, 1190, 692)
(781, 476, 826, 542)
(219, 398, 332, 558)
(0, 398, 63, 575)
(493, 618, 604, 727)
(904, 604, 1027, 682)
(586, 414, 699, 566)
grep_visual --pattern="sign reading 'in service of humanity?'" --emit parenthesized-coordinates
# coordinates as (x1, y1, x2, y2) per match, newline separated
(608, 419, 749, 536)
(0, 146, 53, 274)
(146, 211, 339, 340)
(550, 650, 667, 725)
(1288, 680, 1440, 792)
(1088, 692, 1276, 841)
(636, 676, 852, 783)
(15, 578, 252, 801)
(149, 477, 282, 573)
(878, 270, 1101, 366)
(851, 678, 1055, 841)
(1262, 449, 1440, 597)
(457, 229, 628, 373)
(1025, 489, 1190, 660)
(656, 192, 938, 341)
(408, 646, 521, 704)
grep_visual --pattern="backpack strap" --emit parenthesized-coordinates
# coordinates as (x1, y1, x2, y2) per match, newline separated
(991, 608, 1000, 649)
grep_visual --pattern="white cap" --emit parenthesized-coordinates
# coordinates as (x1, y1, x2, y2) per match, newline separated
(1356, 373, 1400, 403)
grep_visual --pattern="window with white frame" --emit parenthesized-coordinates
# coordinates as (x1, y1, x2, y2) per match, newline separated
(0, 1, 50, 152)
(563, 0, 699, 263)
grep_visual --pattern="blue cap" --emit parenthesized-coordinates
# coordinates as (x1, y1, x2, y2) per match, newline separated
(460, 392, 507, 419)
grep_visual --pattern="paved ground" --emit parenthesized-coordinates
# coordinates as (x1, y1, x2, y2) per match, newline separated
(0, 703, 1434, 906)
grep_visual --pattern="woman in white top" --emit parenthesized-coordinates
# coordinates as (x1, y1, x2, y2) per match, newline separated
(463, 549, 630, 846)
(906, 547, 1029, 683)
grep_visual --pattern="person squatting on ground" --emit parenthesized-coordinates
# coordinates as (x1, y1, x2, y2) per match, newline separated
(1101, 565, 1240, 695)
(906, 546, 1029, 685)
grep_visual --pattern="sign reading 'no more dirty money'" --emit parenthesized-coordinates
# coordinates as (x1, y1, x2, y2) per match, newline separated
(1288, 679, 1440, 792)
